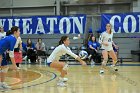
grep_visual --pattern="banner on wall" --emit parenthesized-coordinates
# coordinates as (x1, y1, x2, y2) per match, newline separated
(0, 15, 86, 34)
(101, 13, 140, 33)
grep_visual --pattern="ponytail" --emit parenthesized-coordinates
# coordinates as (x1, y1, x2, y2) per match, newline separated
(59, 36, 69, 45)
(11, 26, 19, 34)
(59, 39, 63, 45)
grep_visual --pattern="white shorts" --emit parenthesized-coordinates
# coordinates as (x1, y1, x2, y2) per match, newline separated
(101, 47, 113, 51)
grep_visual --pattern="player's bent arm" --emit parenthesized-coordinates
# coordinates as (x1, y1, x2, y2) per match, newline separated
(112, 41, 119, 49)
(10, 57, 17, 66)
(89, 45, 95, 50)
(64, 47, 86, 65)
(19, 41, 22, 50)
(64, 47, 78, 59)
(99, 34, 109, 46)
(9, 51, 17, 69)
(19, 37, 22, 51)
(112, 41, 117, 47)
(99, 34, 104, 44)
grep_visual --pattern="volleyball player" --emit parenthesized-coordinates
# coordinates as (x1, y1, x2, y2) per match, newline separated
(99, 23, 118, 74)
(0, 26, 20, 89)
(14, 36, 22, 69)
(0, 26, 6, 39)
(47, 36, 86, 87)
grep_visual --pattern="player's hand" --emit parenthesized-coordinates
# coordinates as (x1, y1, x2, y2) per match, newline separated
(19, 50, 22, 53)
(12, 65, 18, 70)
(94, 49, 98, 52)
(81, 61, 87, 66)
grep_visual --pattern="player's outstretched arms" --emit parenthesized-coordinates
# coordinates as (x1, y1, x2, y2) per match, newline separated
(76, 57, 87, 66)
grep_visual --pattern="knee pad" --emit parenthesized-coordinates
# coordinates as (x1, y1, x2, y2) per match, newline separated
(63, 64, 69, 71)
(102, 59, 108, 66)
(113, 60, 118, 65)
(1, 67, 9, 73)
(113, 60, 117, 62)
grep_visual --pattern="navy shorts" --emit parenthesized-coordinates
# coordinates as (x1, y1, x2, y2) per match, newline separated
(47, 62, 52, 67)
(0, 53, 8, 66)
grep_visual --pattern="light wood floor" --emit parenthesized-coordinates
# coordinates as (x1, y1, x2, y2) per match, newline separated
(1, 62, 140, 93)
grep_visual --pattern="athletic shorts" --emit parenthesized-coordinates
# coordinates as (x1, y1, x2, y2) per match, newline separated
(101, 45, 113, 52)
(0, 53, 8, 66)
(0, 46, 5, 55)
(47, 62, 52, 67)
(101, 48, 113, 52)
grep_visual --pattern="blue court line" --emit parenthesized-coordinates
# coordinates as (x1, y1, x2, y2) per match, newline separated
(1, 71, 57, 92)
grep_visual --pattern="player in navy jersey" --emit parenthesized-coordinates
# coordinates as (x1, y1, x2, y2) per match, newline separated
(0, 26, 20, 89)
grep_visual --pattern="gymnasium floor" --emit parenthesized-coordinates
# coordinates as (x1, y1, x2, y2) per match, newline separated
(1, 62, 140, 93)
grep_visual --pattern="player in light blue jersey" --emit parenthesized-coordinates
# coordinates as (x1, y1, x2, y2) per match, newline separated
(0, 26, 20, 89)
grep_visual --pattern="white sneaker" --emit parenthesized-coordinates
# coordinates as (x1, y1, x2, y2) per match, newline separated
(100, 69, 104, 74)
(63, 64, 69, 70)
(88, 55, 92, 59)
(23, 56, 27, 61)
(110, 65, 118, 71)
(0, 83, 3, 89)
(28, 59, 31, 64)
(113, 66, 118, 71)
(57, 81, 67, 87)
(62, 78, 68, 82)
(91, 61, 95, 67)
(59, 77, 68, 82)
(17, 67, 21, 70)
(39, 58, 42, 63)
(1, 83, 11, 89)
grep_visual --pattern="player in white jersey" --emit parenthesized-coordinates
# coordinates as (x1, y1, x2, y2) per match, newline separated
(99, 23, 118, 74)
(14, 36, 22, 69)
(47, 36, 86, 87)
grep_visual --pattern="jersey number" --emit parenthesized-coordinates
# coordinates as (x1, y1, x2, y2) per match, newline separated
(108, 38, 111, 42)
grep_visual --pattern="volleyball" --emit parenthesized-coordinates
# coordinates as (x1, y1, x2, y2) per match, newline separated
(79, 50, 88, 59)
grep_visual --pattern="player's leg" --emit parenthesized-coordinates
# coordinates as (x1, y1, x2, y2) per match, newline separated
(109, 50, 118, 71)
(0, 66, 10, 89)
(88, 49, 96, 66)
(0, 55, 2, 66)
(50, 61, 68, 87)
(100, 50, 108, 74)
(0, 54, 3, 89)
(0, 53, 10, 89)
(50, 61, 67, 77)
(96, 53, 101, 63)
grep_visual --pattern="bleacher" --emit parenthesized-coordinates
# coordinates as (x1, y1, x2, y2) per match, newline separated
(21, 33, 140, 63)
